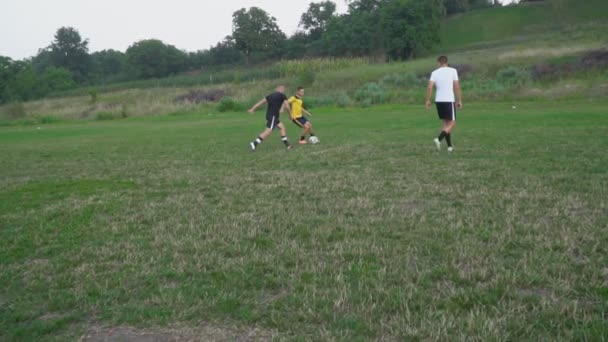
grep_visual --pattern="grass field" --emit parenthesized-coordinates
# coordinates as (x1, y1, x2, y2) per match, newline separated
(1, 99, 607, 340)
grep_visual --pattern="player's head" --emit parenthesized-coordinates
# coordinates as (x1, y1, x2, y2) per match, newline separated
(276, 85, 286, 93)
(296, 86, 305, 97)
(438, 56, 448, 66)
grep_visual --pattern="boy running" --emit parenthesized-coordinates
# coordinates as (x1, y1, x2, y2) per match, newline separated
(288, 87, 317, 144)
(248, 85, 293, 151)
(426, 55, 462, 152)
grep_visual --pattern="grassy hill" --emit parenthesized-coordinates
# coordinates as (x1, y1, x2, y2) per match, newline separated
(2, 0, 606, 125)
(439, 0, 608, 51)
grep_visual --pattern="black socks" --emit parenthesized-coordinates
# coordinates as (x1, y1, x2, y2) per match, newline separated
(281, 136, 290, 147)
(438, 131, 448, 142)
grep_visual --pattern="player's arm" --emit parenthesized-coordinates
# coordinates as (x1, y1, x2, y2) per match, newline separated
(303, 108, 313, 117)
(454, 80, 463, 108)
(282, 100, 292, 117)
(248, 98, 267, 113)
(425, 81, 435, 109)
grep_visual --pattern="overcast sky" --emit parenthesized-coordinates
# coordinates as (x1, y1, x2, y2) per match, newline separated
(0, 0, 513, 60)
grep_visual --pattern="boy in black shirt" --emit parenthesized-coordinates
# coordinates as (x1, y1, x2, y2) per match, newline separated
(248, 85, 293, 151)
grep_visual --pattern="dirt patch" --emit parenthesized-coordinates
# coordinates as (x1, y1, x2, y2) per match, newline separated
(580, 49, 608, 69)
(81, 324, 276, 342)
(531, 48, 608, 80)
(451, 64, 473, 78)
(175, 90, 226, 104)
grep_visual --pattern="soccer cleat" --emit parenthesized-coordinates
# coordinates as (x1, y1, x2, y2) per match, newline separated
(434, 138, 441, 150)
(299, 139, 308, 145)
(250, 142, 256, 151)
(286, 144, 293, 150)
(447, 147, 454, 152)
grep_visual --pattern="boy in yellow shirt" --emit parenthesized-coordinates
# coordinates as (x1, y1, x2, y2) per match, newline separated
(288, 87, 317, 145)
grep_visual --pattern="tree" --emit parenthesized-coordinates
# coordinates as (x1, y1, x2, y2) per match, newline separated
(231, 7, 286, 62)
(48, 27, 91, 83)
(42, 67, 76, 92)
(126, 39, 188, 79)
(5, 64, 48, 101)
(346, 0, 387, 12)
(443, 0, 468, 14)
(320, 10, 384, 57)
(0, 56, 15, 103)
(90, 49, 127, 82)
(381, 0, 442, 60)
(300, 1, 337, 40)
(208, 37, 244, 66)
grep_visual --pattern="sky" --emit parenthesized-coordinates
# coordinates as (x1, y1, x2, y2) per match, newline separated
(0, 0, 513, 60)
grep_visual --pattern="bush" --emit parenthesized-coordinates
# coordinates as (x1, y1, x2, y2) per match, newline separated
(496, 66, 529, 87)
(217, 98, 243, 112)
(38, 116, 59, 124)
(89, 89, 98, 104)
(96, 112, 121, 121)
(335, 92, 353, 108)
(354, 82, 386, 106)
(0, 102, 26, 119)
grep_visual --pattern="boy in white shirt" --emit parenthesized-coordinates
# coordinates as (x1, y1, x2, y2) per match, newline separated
(426, 56, 463, 152)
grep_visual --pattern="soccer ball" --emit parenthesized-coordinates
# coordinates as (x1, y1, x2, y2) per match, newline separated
(309, 136, 320, 144)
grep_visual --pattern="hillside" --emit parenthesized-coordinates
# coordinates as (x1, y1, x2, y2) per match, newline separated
(1, 0, 607, 124)
(439, 0, 608, 51)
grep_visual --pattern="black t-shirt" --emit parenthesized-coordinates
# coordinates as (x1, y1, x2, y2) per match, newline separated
(265, 92, 287, 117)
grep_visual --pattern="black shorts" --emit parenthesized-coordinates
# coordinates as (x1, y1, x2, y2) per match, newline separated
(292, 117, 308, 127)
(266, 115, 280, 129)
(436, 102, 457, 121)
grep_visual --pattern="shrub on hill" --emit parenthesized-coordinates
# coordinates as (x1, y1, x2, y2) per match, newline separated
(355, 82, 386, 106)
(217, 98, 244, 112)
(496, 66, 529, 87)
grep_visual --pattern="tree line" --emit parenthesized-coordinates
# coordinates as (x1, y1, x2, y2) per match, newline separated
(0, 0, 498, 103)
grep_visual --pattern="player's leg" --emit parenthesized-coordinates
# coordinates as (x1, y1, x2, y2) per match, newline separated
(444, 103, 457, 151)
(277, 122, 292, 149)
(250, 117, 276, 151)
(305, 121, 316, 140)
(433, 103, 453, 150)
(292, 118, 307, 144)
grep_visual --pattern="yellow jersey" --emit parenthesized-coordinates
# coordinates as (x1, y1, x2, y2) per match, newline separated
(288, 96, 304, 119)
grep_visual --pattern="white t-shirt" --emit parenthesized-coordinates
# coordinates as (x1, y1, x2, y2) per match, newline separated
(430, 67, 459, 102)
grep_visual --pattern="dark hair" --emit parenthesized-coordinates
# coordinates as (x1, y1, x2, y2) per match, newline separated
(297, 86, 304, 91)
(438, 56, 448, 64)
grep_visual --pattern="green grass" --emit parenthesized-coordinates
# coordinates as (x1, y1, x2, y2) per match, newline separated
(1, 99, 607, 340)
(439, 0, 608, 51)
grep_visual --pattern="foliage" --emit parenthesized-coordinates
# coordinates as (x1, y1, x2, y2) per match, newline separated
(217, 98, 243, 112)
(354, 82, 386, 105)
(90, 49, 127, 83)
(126, 39, 188, 79)
(300, 1, 337, 40)
(381, 0, 442, 60)
(496, 66, 529, 87)
(48, 27, 91, 83)
(321, 11, 384, 57)
(42, 67, 76, 92)
(443, 0, 468, 14)
(231, 7, 286, 61)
